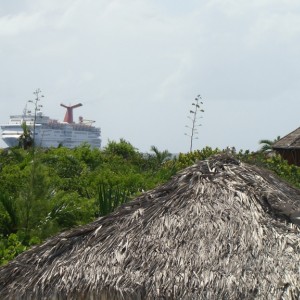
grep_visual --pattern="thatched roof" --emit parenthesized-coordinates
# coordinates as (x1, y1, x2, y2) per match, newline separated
(273, 127, 300, 149)
(1, 154, 300, 299)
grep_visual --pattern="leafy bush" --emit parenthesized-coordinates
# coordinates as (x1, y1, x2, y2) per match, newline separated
(0, 234, 27, 265)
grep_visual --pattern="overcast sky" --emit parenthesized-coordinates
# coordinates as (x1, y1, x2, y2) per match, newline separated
(1, 0, 300, 153)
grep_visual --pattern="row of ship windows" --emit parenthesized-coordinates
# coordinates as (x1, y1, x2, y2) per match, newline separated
(2, 133, 22, 135)
(2, 133, 99, 137)
(3, 132, 99, 137)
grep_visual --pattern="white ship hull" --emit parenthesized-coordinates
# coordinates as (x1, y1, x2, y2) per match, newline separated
(1, 123, 101, 149)
(1, 104, 101, 149)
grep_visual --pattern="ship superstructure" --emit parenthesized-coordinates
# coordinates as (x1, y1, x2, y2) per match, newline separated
(1, 102, 101, 148)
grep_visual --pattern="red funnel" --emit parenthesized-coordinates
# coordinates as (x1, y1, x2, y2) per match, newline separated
(60, 103, 83, 123)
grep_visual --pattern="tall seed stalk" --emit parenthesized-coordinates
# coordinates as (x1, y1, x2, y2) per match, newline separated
(185, 95, 204, 152)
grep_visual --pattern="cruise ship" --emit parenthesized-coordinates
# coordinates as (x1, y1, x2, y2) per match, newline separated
(1, 102, 101, 148)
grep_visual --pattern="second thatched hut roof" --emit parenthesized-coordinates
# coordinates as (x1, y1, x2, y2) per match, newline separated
(0, 154, 300, 299)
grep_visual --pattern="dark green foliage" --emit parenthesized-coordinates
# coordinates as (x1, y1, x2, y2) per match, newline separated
(176, 146, 221, 169)
(96, 183, 130, 216)
(0, 234, 27, 265)
(148, 145, 172, 170)
(0, 193, 19, 235)
(18, 122, 33, 150)
(0, 141, 176, 264)
(103, 138, 139, 161)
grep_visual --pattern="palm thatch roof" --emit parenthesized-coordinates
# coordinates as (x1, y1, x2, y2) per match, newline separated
(272, 127, 300, 165)
(273, 127, 300, 149)
(1, 154, 300, 299)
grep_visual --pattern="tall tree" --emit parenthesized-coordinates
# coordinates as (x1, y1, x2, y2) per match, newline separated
(185, 95, 204, 152)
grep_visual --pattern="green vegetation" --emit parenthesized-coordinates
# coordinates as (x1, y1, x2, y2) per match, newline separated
(258, 136, 281, 153)
(0, 140, 300, 265)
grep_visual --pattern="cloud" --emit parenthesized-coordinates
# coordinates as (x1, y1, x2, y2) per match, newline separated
(246, 12, 300, 47)
(0, 12, 44, 36)
(0, 0, 300, 152)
